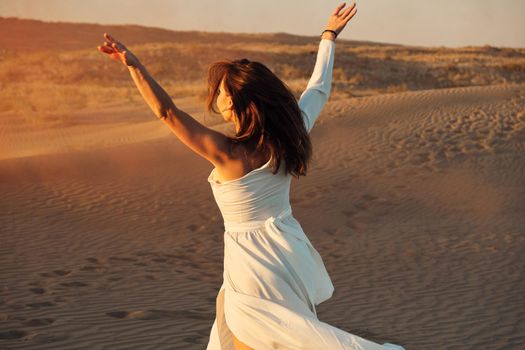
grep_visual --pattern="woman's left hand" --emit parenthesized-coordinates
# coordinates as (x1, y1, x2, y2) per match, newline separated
(97, 33, 140, 67)
(325, 2, 358, 37)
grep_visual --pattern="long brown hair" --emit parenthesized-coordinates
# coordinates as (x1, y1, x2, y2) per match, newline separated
(206, 58, 312, 178)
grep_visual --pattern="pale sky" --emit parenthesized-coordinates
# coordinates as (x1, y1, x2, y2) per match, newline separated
(1, 0, 524, 48)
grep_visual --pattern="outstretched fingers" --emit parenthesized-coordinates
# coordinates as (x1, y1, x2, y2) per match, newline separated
(97, 45, 114, 54)
(333, 2, 357, 18)
(103, 33, 126, 52)
(104, 32, 116, 42)
(325, 1, 357, 37)
(97, 40, 115, 54)
(341, 2, 356, 17)
(332, 2, 347, 16)
(342, 5, 357, 21)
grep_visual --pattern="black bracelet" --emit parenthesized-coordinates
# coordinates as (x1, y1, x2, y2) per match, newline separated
(321, 29, 338, 39)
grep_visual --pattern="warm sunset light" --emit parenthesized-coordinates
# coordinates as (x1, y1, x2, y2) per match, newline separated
(1, 0, 524, 47)
(0, 1, 523, 349)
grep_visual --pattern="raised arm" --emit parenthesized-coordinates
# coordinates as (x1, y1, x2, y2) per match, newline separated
(97, 33, 229, 167)
(298, 39, 335, 133)
(298, 2, 357, 133)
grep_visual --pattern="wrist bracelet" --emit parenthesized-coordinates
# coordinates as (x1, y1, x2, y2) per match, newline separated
(321, 29, 338, 39)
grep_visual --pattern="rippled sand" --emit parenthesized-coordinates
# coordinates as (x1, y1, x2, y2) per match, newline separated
(1, 83, 524, 349)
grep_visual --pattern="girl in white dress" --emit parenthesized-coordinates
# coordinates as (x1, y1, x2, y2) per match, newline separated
(98, 2, 404, 349)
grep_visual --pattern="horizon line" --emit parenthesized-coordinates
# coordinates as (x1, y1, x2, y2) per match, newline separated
(1, 15, 523, 50)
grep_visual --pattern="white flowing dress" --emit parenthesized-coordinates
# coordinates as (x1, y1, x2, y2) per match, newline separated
(206, 39, 403, 350)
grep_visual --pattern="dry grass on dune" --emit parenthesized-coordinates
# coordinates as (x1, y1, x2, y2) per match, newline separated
(1, 17, 524, 127)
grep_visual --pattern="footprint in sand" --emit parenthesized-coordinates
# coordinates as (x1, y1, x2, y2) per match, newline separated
(29, 287, 46, 295)
(343, 192, 394, 228)
(38, 270, 71, 278)
(107, 276, 123, 282)
(108, 256, 137, 263)
(361, 193, 378, 201)
(0, 330, 28, 340)
(186, 224, 199, 232)
(342, 209, 358, 218)
(26, 331, 68, 343)
(345, 219, 367, 231)
(26, 301, 55, 309)
(59, 281, 88, 288)
(105, 311, 128, 319)
(106, 309, 210, 321)
(144, 274, 160, 281)
(38, 272, 53, 278)
(199, 213, 220, 222)
(53, 270, 72, 277)
(323, 228, 337, 236)
(22, 318, 55, 327)
(80, 265, 104, 272)
(134, 251, 155, 257)
(183, 336, 201, 344)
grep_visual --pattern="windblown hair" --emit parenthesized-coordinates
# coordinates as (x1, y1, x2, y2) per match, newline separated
(206, 58, 312, 178)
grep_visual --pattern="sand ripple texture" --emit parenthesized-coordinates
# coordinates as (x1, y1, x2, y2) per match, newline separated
(1, 83, 524, 349)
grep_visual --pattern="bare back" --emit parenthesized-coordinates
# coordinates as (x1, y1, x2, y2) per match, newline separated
(213, 143, 272, 184)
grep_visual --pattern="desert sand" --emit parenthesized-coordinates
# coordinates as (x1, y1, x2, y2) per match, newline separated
(1, 82, 524, 349)
(1, 18, 524, 350)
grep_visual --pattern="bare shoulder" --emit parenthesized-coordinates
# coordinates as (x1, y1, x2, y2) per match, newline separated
(213, 144, 272, 183)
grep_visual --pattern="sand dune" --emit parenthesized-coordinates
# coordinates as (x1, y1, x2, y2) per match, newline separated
(1, 83, 524, 349)
(1, 17, 524, 129)
(0, 96, 221, 161)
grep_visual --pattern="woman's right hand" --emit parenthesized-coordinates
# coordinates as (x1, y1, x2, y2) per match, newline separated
(325, 2, 358, 37)
(97, 33, 141, 68)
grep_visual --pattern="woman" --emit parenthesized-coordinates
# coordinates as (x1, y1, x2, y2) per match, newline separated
(98, 2, 404, 349)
